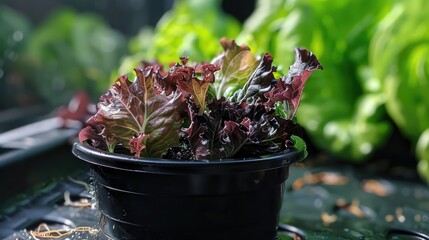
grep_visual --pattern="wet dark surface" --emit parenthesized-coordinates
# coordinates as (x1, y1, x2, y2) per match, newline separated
(0, 171, 100, 239)
(280, 164, 429, 239)
(1, 162, 428, 240)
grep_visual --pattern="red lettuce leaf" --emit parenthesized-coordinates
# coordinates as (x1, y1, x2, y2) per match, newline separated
(79, 125, 108, 150)
(80, 38, 322, 160)
(236, 109, 301, 157)
(232, 53, 276, 102)
(265, 48, 323, 119)
(158, 60, 220, 115)
(183, 47, 321, 160)
(222, 101, 300, 158)
(80, 67, 186, 158)
(176, 63, 220, 115)
(185, 98, 250, 160)
(184, 97, 299, 160)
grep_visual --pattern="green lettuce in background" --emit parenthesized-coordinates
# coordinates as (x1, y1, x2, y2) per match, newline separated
(370, 0, 429, 183)
(117, 0, 241, 76)
(24, 9, 127, 106)
(237, 0, 394, 162)
(236, 0, 429, 183)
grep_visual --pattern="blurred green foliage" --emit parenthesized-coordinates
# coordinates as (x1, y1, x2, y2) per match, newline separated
(234, 0, 428, 182)
(116, 0, 241, 76)
(24, 9, 127, 106)
(371, 0, 429, 143)
(237, 0, 394, 162)
(0, 5, 31, 70)
(370, 0, 429, 182)
(0, 5, 32, 108)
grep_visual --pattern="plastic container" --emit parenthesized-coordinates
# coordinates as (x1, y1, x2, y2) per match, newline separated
(72, 137, 307, 240)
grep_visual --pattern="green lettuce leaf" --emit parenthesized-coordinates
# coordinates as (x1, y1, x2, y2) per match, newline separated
(212, 38, 259, 99)
(371, 0, 429, 141)
(119, 0, 241, 73)
(417, 129, 429, 184)
(370, 0, 429, 181)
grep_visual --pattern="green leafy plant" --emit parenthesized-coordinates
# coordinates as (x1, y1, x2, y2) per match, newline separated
(116, 0, 241, 76)
(370, 0, 429, 183)
(0, 5, 32, 109)
(79, 39, 322, 160)
(24, 9, 127, 106)
(237, 0, 394, 161)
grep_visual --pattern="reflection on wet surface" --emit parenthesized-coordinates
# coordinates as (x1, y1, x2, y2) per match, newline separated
(2, 164, 429, 239)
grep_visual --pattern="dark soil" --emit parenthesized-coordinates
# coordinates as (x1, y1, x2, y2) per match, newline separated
(163, 137, 195, 161)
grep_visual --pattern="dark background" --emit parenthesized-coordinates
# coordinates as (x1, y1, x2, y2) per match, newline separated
(2, 0, 255, 36)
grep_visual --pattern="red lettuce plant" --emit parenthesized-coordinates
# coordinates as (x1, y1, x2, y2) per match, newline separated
(79, 38, 322, 160)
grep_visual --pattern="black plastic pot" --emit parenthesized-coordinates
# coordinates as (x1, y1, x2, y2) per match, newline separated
(72, 137, 307, 240)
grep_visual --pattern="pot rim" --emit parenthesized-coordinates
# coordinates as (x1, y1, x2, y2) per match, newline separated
(72, 136, 307, 172)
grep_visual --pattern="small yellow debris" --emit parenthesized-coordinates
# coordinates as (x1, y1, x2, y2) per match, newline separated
(30, 223, 99, 239)
(347, 199, 365, 218)
(335, 198, 347, 208)
(321, 212, 337, 225)
(292, 171, 348, 190)
(385, 214, 394, 222)
(63, 191, 92, 208)
(362, 179, 389, 197)
(396, 208, 406, 223)
(334, 198, 365, 218)
(415, 214, 422, 222)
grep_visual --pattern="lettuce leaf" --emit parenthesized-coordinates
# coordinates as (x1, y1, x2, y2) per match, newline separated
(265, 48, 322, 119)
(185, 98, 251, 160)
(212, 38, 259, 99)
(184, 44, 322, 160)
(80, 38, 322, 160)
(80, 66, 186, 158)
(371, 0, 429, 141)
(231, 53, 275, 103)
